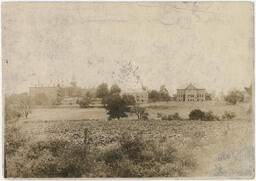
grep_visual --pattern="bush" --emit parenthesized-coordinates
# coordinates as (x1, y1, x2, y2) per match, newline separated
(171, 113, 182, 120)
(77, 96, 92, 108)
(157, 112, 182, 121)
(96, 133, 197, 177)
(5, 106, 21, 122)
(224, 90, 244, 105)
(6, 129, 197, 178)
(5, 123, 26, 155)
(23, 139, 90, 178)
(189, 109, 205, 120)
(131, 105, 149, 120)
(222, 110, 236, 120)
(203, 111, 220, 121)
(189, 109, 220, 121)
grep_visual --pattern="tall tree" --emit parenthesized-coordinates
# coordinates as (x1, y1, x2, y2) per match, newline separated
(110, 84, 121, 95)
(16, 93, 32, 119)
(96, 83, 109, 98)
(105, 94, 129, 120)
(159, 85, 170, 102)
(56, 85, 64, 105)
(148, 90, 160, 102)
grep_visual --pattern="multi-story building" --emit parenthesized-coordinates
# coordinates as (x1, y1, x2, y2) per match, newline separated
(29, 86, 58, 102)
(176, 84, 206, 102)
(122, 90, 148, 104)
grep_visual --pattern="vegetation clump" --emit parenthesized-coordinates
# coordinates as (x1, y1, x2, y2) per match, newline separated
(97, 133, 197, 177)
(131, 105, 149, 120)
(77, 92, 92, 108)
(189, 109, 205, 120)
(157, 112, 182, 121)
(224, 90, 244, 105)
(203, 111, 220, 121)
(222, 110, 236, 120)
(189, 109, 235, 121)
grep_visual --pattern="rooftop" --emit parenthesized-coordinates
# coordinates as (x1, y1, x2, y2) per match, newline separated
(177, 83, 205, 90)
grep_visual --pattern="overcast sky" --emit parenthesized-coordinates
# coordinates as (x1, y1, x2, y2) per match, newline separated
(2, 2, 254, 95)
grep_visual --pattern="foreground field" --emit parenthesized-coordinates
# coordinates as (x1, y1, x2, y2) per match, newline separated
(5, 101, 254, 178)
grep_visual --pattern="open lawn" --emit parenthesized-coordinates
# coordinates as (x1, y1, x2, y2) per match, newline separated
(5, 101, 254, 178)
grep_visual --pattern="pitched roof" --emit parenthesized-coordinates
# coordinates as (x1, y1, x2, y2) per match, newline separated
(185, 83, 198, 90)
(177, 83, 205, 90)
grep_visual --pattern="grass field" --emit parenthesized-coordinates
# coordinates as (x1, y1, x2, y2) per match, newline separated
(5, 101, 254, 178)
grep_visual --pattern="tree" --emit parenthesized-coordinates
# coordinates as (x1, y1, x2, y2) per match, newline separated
(122, 94, 136, 106)
(189, 109, 205, 120)
(224, 90, 244, 105)
(148, 90, 160, 102)
(56, 85, 64, 105)
(110, 84, 121, 95)
(131, 105, 149, 120)
(16, 93, 32, 119)
(96, 83, 109, 98)
(77, 92, 92, 108)
(104, 94, 129, 120)
(159, 85, 170, 102)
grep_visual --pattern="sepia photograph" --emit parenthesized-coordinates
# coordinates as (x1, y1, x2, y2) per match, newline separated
(2, 1, 255, 178)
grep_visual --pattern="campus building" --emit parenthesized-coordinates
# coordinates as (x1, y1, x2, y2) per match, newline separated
(176, 84, 206, 102)
(122, 90, 149, 104)
(29, 86, 58, 102)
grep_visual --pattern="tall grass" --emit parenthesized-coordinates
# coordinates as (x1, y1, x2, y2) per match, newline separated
(5, 130, 197, 178)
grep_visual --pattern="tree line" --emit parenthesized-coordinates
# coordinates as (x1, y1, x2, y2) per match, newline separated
(4, 83, 251, 121)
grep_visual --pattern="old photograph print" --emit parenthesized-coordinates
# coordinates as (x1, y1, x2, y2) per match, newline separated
(2, 2, 254, 178)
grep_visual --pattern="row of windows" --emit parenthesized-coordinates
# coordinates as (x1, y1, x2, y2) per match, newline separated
(178, 94, 205, 98)
(186, 99, 204, 101)
(177, 98, 204, 101)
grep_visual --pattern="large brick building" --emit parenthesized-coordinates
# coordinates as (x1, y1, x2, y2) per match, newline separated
(122, 90, 148, 104)
(29, 86, 58, 101)
(176, 84, 206, 102)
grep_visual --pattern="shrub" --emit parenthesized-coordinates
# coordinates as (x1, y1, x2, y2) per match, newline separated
(189, 109, 220, 121)
(77, 96, 92, 108)
(23, 139, 91, 178)
(222, 110, 236, 120)
(157, 112, 182, 121)
(171, 113, 182, 120)
(100, 148, 123, 169)
(5, 123, 26, 155)
(96, 133, 197, 177)
(203, 111, 220, 121)
(5, 106, 21, 122)
(131, 105, 149, 120)
(224, 90, 244, 105)
(119, 134, 145, 161)
(189, 109, 205, 120)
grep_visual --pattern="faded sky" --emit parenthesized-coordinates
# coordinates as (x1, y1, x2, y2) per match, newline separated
(2, 2, 254, 95)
